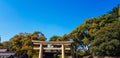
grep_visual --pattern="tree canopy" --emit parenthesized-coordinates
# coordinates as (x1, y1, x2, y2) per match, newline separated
(67, 5, 120, 57)
(2, 31, 46, 58)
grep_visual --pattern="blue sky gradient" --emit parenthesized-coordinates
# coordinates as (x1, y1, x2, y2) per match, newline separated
(0, 0, 120, 41)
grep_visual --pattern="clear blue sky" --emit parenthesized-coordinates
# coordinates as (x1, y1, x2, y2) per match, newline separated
(0, 0, 119, 41)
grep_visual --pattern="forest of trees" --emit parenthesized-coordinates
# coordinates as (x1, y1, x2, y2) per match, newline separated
(0, 5, 120, 58)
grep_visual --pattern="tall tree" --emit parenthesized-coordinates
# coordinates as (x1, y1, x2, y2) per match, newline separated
(67, 5, 120, 57)
(90, 19, 120, 56)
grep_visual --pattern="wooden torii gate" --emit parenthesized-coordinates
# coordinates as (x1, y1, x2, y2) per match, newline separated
(32, 40, 73, 58)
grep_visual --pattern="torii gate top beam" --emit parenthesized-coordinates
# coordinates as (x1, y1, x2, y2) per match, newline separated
(32, 40, 73, 45)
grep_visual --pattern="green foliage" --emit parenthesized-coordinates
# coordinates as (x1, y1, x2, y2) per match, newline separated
(62, 34, 70, 41)
(49, 34, 70, 41)
(82, 37, 90, 45)
(90, 20, 120, 56)
(77, 50, 86, 56)
(0, 43, 4, 48)
(67, 5, 120, 57)
(9, 31, 46, 58)
(49, 36, 62, 41)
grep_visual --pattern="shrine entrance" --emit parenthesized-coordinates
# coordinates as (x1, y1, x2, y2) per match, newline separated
(32, 40, 73, 58)
(43, 50, 57, 58)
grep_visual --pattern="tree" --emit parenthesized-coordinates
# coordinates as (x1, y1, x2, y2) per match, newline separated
(90, 20, 120, 56)
(67, 5, 120, 57)
(0, 43, 4, 48)
(1, 41, 11, 49)
(9, 31, 46, 58)
(88, 6, 120, 56)
(61, 34, 70, 41)
(49, 36, 62, 41)
(49, 34, 70, 41)
(68, 24, 90, 57)
(109, 5, 120, 18)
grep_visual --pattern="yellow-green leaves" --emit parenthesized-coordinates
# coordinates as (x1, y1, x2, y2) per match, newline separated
(9, 31, 46, 58)
(82, 37, 90, 45)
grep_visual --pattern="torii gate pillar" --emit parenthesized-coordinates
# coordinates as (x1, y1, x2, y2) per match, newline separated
(62, 44, 65, 58)
(39, 43, 43, 58)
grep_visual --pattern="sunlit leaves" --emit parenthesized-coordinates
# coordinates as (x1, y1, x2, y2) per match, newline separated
(9, 31, 46, 58)
(90, 20, 120, 56)
(49, 36, 62, 41)
(68, 5, 120, 57)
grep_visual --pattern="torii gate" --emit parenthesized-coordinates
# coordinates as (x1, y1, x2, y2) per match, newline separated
(32, 40, 73, 58)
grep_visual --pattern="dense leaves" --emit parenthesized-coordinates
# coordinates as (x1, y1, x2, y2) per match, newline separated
(49, 36, 62, 41)
(50, 34, 70, 41)
(9, 31, 46, 58)
(90, 20, 120, 56)
(67, 5, 120, 57)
